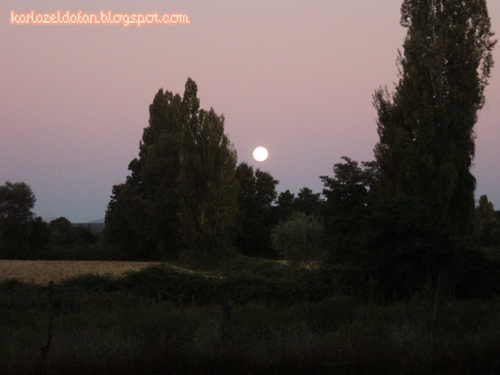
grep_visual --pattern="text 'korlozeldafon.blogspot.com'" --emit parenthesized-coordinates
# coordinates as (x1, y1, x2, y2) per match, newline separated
(10, 10, 191, 28)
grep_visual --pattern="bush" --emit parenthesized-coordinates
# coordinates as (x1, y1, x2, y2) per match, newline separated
(451, 244, 500, 299)
(271, 212, 326, 266)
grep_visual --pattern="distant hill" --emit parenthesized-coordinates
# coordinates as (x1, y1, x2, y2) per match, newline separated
(41, 217, 105, 224)
(40, 217, 105, 232)
(72, 222, 105, 233)
(88, 218, 105, 224)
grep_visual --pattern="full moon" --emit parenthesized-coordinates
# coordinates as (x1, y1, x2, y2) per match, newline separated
(253, 147, 268, 162)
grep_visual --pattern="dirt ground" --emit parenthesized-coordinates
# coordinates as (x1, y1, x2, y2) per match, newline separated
(0, 260, 161, 285)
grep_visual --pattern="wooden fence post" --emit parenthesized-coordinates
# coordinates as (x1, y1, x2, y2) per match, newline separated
(39, 280, 55, 374)
(430, 272, 447, 345)
(220, 285, 233, 351)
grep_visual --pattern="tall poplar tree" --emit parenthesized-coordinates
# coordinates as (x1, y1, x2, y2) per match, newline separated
(104, 88, 184, 259)
(374, 0, 496, 240)
(105, 78, 239, 259)
(177, 103, 239, 256)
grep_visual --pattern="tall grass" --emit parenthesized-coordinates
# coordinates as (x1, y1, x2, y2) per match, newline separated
(2, 272, 500, 374)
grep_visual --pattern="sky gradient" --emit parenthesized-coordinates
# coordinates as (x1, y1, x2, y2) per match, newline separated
(1, 0, 499, 223)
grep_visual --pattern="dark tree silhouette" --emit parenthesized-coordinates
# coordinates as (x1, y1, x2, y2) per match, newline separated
(105, 78, 238, 260)
(374, 0, 496, 240)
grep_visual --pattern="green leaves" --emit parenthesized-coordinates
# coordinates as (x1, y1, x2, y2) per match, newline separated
(0, 182, 52, 258)
(271, 212, 326, 267)
(474, 195, 500, 247)
(358, 196, 454, 300)
(0, 181, 36, 228)
(105, 78, 239, 260)
(374, 0, 496, 240)
(233, 163, 279, 257)
(177, 106, 239, 256)
(321, 157, 377, 263)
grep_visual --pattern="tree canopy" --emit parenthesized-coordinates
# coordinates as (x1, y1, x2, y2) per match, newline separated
(104, 78, 239, 260)
(233, 162, 279, 257)
(271, 211, 326, 266)
(321, 157, 377, 262)
(0, 181, 35, 230)
(0, 181, 51, 258)
(374, 0, 496, 240)
(177, 103, 240, 257)
(475, 195, 500, 247)
(0, 181, 36, 244)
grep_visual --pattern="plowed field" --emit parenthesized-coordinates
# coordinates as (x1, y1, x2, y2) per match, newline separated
(0, 260, 161, 284)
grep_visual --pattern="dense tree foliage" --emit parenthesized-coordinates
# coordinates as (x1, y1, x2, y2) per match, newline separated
(233, 163, 278, 257)
(294, 187, 323, 217)
(177, 104, 239, 258)
(104, 183, 151, 259)
(271, 211, 326, 266)
(321, 157, 377, 262)
(356, 196, 455, 300)
(49, 217, 98, 248)
(104, 86, 185, 259)
(274, 190, 296, 222)
(49, 217, 77, 247)
(0, 181, 36, 257)
(0, 182, 50, 258)
(105, 78, 238, 260)
(0, 181, 35, 238)
(374, 0, 496, 240)
(475, 195, 500, 247)
(272, 187, 323, 223)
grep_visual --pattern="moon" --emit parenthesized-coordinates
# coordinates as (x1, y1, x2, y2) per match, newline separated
(253, 147, 268, 162)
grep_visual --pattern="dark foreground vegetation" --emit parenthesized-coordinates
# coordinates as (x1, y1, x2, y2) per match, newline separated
(2, 257, 500, 375)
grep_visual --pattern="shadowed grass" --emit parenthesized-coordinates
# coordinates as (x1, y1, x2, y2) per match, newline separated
(2, 275, 500, 374)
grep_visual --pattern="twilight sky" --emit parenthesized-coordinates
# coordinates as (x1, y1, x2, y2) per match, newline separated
(1, 0, 499, 223)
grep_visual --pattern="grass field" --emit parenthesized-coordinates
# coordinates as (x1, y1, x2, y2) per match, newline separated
(0, 260, 161, 284)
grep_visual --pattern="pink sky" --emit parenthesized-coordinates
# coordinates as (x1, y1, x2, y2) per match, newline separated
(1, 0, 499, 222)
